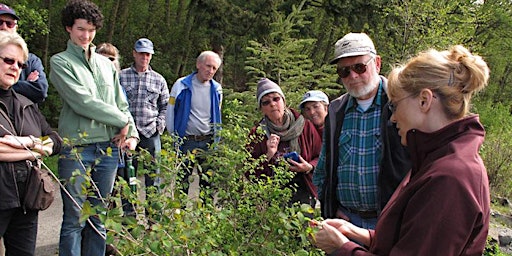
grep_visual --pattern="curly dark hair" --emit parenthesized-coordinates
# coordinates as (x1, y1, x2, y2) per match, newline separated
(61, 0, 103, 30)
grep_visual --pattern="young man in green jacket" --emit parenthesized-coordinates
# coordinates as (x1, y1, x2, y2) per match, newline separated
(49, 1, 138, 255)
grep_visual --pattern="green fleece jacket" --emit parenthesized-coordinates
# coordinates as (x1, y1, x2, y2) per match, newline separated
(50, 40, 138, 144)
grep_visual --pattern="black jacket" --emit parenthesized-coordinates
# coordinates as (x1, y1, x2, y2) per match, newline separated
(320, 76, 411, 218)
(0, 89, 62, 210)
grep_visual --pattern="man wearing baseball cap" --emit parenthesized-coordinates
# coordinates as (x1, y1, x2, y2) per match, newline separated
(313, 33, 410, 229)
(0, 3, 48, 103)
(120, 38, 169, 191)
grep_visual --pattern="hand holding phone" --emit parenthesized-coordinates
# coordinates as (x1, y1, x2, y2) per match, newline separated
(284, 151, 300, 162)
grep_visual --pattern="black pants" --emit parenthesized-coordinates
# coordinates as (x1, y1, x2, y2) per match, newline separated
(0, 207, 38, 256)
(180, 138, 213, 195)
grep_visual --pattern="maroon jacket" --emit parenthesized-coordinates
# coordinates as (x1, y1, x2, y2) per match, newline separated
(246, 108, 322, 198)
(337, 115, 490, 256)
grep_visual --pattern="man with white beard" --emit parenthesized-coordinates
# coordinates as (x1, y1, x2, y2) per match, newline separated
(313, 33, 410, 229)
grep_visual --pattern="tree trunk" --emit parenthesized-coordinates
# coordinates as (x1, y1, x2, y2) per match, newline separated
(175, 0, 188, 25)
(177, 0, 198, 77)
(212, 45, 224, 85)
(43, 0, 52, 68)
(106, 0, 121, 42)
(165, 0, 172, 27)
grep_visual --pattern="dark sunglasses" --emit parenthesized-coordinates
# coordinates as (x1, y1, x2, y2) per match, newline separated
(337, 57, 374, 78)
(0, 56, 27, 69)
(261, 96, 281, 106)
(0, 19, 16, 29)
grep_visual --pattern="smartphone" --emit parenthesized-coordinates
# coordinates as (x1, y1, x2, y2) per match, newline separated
(283, 151, 300, 162)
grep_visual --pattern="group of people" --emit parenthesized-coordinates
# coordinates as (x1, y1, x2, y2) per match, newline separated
(245, 31, 491, 256)
(0, 0, 492, 256)
(0, 1, 222, 255)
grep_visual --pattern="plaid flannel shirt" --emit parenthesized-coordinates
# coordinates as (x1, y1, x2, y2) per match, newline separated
(120, 65, 169, 138)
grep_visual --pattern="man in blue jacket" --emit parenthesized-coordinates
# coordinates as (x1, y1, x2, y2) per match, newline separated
(165, 51, 222, 194)
(0, 3, 48, 103)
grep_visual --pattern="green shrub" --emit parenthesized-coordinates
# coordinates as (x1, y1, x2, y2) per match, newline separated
(484, 236, 508, 256)
(102, 101, 323, 255)
(475, 100, 512, 199)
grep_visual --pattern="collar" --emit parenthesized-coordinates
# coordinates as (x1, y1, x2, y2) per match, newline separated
(129, 64, 153, 73)
(406, 115, 485, 176)
(67, 40, 96, 60)
(344, 78, 384, 113)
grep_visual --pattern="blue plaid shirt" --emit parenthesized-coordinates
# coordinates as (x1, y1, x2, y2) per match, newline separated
(120, 65, 169, 138)
(337, 87, 382, 210)
(315, 85, 383, 211)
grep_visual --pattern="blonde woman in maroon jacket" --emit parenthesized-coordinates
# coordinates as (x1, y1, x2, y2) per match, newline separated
(313, 45, 490, 256)
(246, 78, 322, 207)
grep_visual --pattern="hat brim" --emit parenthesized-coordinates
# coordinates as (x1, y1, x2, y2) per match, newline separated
(299, 97, 328, 109)
(257, 89, 285, 106)
(135, 48, 154, 54)
(0, 11, 19, 20)
(329, 51, 375, 64)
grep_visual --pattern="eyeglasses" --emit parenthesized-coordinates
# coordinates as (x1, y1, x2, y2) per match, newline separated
(0, 56, 27, 69)
(261, 96, 281, 106)
(337, 57, 374, 78)
(388, 94, 414, 113)
(0, 19, 16, 29)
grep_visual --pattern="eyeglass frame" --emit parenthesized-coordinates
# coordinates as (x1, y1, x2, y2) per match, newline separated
(0, 56, 27, 69)
(337, 56, 375, 78)
(388, 93, 437, 113)
(0, 19, 16, 29)
(260, 96, 282, 107)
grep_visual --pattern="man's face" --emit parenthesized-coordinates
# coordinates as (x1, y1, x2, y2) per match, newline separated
(133, 51, 152, 72)
(337, 54, 381, 100)
(0, 14, 16, 33)
(196, 55, 219, 83)
(66, 19, 96, 50)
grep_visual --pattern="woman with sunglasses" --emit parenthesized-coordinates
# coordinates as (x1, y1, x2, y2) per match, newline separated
(96, 42, 121, 72)
(313, 45, 490, 255)
(246, 78, 322, 207)
(0, 31, 62, 256)
(0, 3, 49, 104)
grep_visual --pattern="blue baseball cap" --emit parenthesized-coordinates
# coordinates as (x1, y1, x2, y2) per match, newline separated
(0, 3, 20, 20)
(134, 38, 154, 54)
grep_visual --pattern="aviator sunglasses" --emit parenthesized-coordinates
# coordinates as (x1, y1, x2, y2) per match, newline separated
(0, 56, 27, 69)
(261, 96, 281, 106)
(337, 57, 374, 78)
(0, 19, 16, 29)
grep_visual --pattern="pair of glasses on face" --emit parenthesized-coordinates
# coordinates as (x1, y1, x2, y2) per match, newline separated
(387, 95, 411, 113)
(261, 96, 281, 106)
(0, 19, 16, 29)
(337, 57, 374, 78)
(388, 93, 438, 113)
(0, 56, 27, 69)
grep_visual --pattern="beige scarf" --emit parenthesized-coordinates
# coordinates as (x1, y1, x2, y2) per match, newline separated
(261, 108, 305, 153)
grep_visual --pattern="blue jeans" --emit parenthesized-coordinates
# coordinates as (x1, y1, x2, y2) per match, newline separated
(135, 132, 161, 187)
(339, 208, 377, 229)
(58, 142, 118, 256)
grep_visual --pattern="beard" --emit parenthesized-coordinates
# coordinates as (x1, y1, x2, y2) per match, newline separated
(345, 75, 380, 99)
